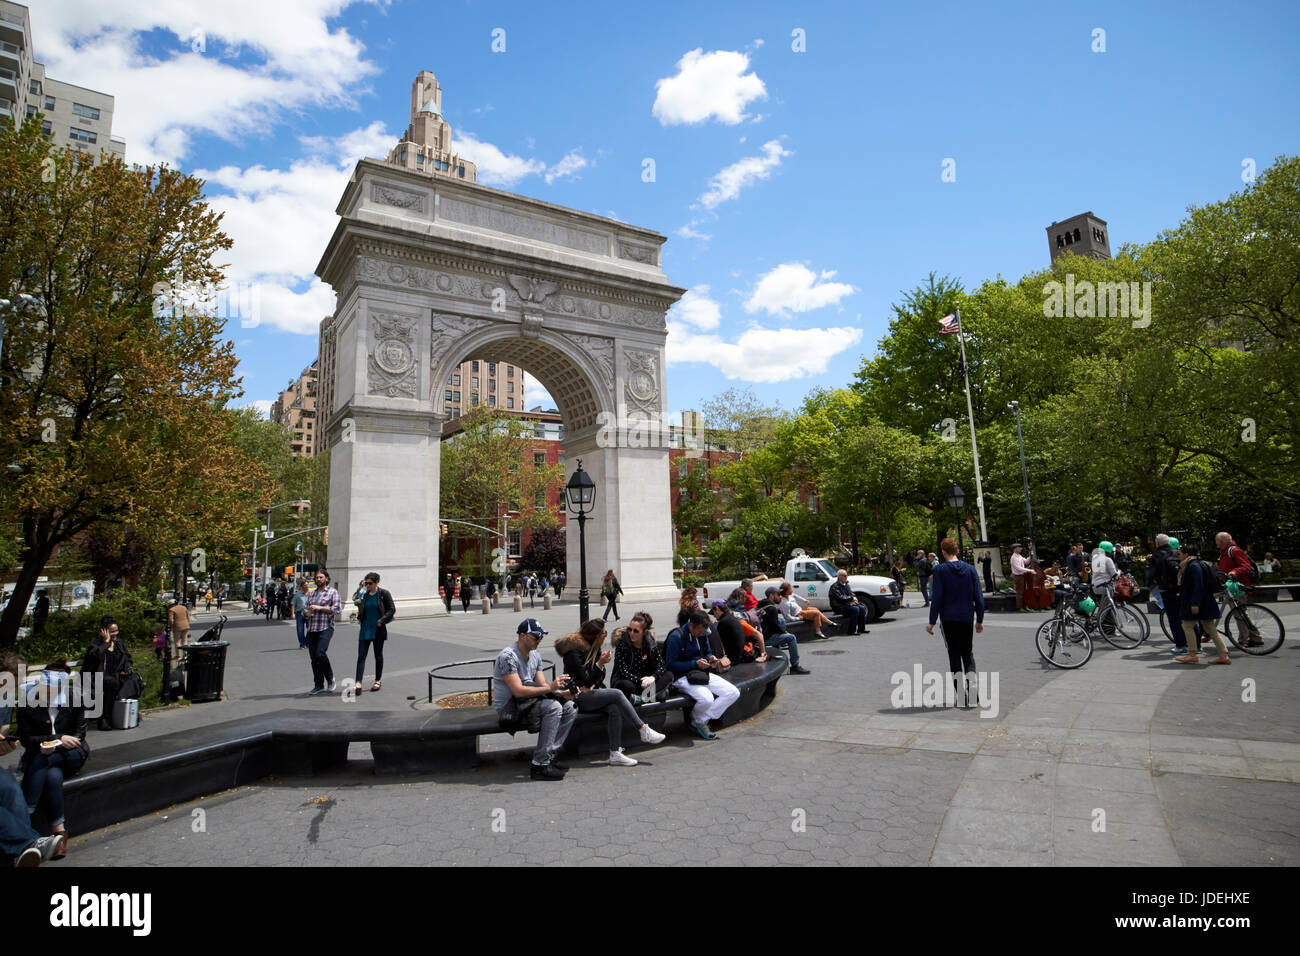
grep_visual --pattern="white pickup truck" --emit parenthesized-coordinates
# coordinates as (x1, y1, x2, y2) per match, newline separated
(702, 554, 902, 624)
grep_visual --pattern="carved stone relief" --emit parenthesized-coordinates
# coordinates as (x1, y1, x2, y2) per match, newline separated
(563, 333, 616, 389)
(372, 183, 427, 213)
(617, 242, 656, 265)
(623, 348, 661, 414)
(367, 312, 419, 398)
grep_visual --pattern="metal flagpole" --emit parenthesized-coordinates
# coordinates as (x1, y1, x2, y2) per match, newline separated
(955, 308, 988, 542)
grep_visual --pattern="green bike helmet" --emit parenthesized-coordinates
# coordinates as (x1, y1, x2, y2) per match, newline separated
(1226, 579, 1245, 596)
(1078, 596, 1097, 614)
(1168, 537, 1180, 550)
(1099, 541, 1114, 553)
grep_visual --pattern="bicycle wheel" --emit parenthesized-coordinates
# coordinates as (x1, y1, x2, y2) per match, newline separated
(1157, 608, 1173, 642)
(1036, 618, 1093, 669)
(1097, 604, 1146, 649)
(1220, 604, 1285, 656)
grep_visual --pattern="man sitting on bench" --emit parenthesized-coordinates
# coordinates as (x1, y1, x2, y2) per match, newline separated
(757, 587, 810, 674)
(829, 570, 869, 635)
(492, 619, 578, 782)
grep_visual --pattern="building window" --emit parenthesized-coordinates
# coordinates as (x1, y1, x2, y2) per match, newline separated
(1073, 228, 1081, 242)
(1064, 232, 1072, 246)
(44, 96, 54, 110)
(488, 395, 496, 407)
(68, 128, 97, 144)
(508, 530, 522, 557)
(444, 406, 453, 418)
(471, 377, 479, 388)
(445, 389, 452, 402)
(25, 104, 36, 118)
(452, 407, 460, 419)
(471, 393, 478, 405)
(678, 460, 688, 478)
(488, 380, 495, 392)
(29, 80, 41, 95)
(534, 451, 546, 468)
(534, 424, 546, 438)
(1056, 235, 1064, 249)
(472, 361, 479, 372)
(453, 391, 460, 402)
(72, 103, 101, 120)
(488, 363, 496, 375)
(458, 167, 465, 178)
(507, 398, 514, 409)
(535, 489, 546, 509)
(453, 374, 460, 386)
(506, 366, 514, 377)
(416, 154, 424, 164)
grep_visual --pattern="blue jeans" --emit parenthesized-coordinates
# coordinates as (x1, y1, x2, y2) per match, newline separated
(919, 578, 930, 604)
(765, 629, 800, 667)
(307, 627, 335, 688)
(0, 769, 39, 861)
(23, 748, 87, 829)
(296, 614, 307, 647)
(837, 604, 868, 634)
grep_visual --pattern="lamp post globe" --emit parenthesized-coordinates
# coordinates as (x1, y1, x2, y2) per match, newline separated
(565, 460, 597, 624)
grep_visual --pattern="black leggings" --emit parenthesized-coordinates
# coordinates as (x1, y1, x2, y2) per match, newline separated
(356, 635, 385, 684)
(603, 597, 619, 620)
(939, 620, 976, 676)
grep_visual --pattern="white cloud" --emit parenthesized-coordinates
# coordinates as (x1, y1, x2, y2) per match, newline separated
(32, 0, 383, 166)
(669, 286, 722, 330)
(524, 379, 555, 410)
(653, 49, 767, 126)
(744, 263, 856, 316)
(544, 149, 590, 185)
(453, 130, 547, 187)
(675, 220, 713, 241)
(246, 400, 274, 419)
(666, 320, 863, 383)
(300, 120, 394, 166)
(698, 139, 790, 209)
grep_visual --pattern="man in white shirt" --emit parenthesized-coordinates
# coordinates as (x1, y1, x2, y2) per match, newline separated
(1010, 544, 1029, 612)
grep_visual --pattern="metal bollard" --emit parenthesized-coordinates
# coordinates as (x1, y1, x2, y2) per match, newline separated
(513, 593, 523, 613)
(543, 593, 552, 610)
(481, 596, 491, 614)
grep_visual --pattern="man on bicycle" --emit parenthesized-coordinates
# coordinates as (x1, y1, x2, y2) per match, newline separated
(1091, 541, 1119, 616)
(1216, 532, 1263, 647)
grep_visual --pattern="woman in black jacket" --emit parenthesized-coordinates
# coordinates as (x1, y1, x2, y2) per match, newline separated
(600, 570, 623, 621)
(81, 616, 135, 731)
(18, 660, 89, 857)
(557, 618, 665, 766)
(353, 572, 396, 692)
(611, 612, 672, 703)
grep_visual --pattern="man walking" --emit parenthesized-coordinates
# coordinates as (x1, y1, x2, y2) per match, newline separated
(442, 573, 454, 615)
(914, 549, 932, 606)
(32, 591, 50, 636)
(493, 619, 578, 781)
(1147, 534, 1184, 655)
(305, 569, 341, 695)
(1010, 544, 1029, 611)
(167, 597, 191, 655)
(460, 576, 474, 613)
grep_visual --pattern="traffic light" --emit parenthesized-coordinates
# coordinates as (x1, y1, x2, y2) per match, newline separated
(284, 565, 294, 577)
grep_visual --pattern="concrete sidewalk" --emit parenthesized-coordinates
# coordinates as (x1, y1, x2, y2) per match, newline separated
(33, 600, 1300, 865)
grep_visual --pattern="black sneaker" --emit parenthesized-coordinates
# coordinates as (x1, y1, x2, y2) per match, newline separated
(530, 763, 566, 781)
(550, 761, 569, 771)
(789, 665, 811, 675)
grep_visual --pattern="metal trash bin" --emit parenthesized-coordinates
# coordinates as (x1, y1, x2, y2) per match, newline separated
(111, 698, 139, 729)
(183, 641, 230, 702)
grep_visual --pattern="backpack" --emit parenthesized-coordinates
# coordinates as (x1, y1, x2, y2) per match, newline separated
(1197, 560, 1225, 594)
(1114, 573, 1135, 601)
(1228, 546, 1260, 586)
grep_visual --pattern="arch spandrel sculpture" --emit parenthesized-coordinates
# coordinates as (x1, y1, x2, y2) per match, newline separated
(316, 159, 685, 614)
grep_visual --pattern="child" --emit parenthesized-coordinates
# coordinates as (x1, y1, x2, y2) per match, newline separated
(152, 623, 167, 660)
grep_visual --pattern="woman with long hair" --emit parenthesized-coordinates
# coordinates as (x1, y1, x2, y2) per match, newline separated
(556, 618, 664, 765)
(600, 570, 624, 621)
(1174, 544, 1230, 665)
(353, 572, 396, 692)
(777, 582, 832, 639)
(17, 660, 88, 858)
(611, 612, 673, 704)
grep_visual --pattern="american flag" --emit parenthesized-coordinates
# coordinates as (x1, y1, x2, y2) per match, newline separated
(938, 313, 961, 335)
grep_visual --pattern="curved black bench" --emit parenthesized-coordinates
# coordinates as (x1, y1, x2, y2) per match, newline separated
(55, 657, 787, 834)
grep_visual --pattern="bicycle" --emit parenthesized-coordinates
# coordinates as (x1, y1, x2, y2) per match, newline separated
(1035, 585, 1095, 669)
(1219, 580, 1284, 655)
(1084, 581, 1149, 649)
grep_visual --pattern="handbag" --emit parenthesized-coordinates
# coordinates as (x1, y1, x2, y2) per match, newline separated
(1114, 574, 1135, 601)
(686, 669, 711, 685)
(118, 670, 145, 701)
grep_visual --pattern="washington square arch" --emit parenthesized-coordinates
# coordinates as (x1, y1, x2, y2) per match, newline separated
(315, 72, 685, 615)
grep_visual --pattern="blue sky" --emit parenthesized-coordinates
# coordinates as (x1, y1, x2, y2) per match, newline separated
(31, 0, 1300, 416)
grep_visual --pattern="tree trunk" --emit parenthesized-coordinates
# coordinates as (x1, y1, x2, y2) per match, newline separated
(0, 541, 57, 647)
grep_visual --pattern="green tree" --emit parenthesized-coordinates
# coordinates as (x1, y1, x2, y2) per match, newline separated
(0, 122, 270, 646)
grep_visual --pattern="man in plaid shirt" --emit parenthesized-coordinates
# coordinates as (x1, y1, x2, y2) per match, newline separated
(306, 569, 342, 695)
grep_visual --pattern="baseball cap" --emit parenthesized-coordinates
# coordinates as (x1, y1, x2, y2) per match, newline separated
(710, 600, 728, 611)
(765, 586, 780, 596)
(517, 618, 546, 637)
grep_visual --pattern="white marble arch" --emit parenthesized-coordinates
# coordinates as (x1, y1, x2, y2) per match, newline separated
(316, 159, 685, 616)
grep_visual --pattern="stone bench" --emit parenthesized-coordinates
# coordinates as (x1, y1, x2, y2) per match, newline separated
(56, 658, 788, 834)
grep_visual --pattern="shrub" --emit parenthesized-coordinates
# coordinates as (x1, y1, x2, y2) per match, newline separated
(18, 587, 164, 666)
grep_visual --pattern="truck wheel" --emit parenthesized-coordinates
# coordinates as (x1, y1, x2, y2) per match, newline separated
(855, 593, 879, 624)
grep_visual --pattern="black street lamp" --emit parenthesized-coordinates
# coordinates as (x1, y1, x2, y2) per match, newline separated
(743, 529, 752, 575)
(565, 460, 596, 624)
(778, 522, 790, 560)
(1007, 401, 1036, 564)
(947, 482, 967, 559)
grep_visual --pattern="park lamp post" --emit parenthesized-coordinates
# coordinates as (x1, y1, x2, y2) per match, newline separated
(565, 460, 596, 624)
(1007, 401, 1036, 564)
(744, 529, 753, 575)
(947, 482, 967, 559)
(778, 522, 790, 561)
(263, 499, 310, 587)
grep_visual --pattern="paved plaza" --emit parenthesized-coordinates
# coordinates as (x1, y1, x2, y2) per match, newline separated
(21, 597, 1300, 866)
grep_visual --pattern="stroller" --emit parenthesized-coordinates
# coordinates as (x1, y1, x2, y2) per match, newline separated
(197, 615, 228, 642)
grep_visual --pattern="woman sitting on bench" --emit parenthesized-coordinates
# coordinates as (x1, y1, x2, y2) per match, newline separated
(17, 660, 89, 860)
(778, 583, 832, 639)
(611, 612, 672, 704)
(557, 619, 666, 767)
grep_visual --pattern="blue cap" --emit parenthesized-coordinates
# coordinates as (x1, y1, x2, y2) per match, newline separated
(711, 600, 728, 611)
(517, 618, 546, 637)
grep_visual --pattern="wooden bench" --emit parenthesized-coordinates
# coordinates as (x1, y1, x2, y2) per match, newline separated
(56, 657, 788, 834)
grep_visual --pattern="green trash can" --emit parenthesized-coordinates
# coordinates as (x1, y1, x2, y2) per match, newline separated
(184, 641, 230, 702)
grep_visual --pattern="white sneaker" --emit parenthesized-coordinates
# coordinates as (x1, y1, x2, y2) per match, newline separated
(638, 724, 666, 745)
(326, 678, 337, 692)
(608, 749, 638, 766)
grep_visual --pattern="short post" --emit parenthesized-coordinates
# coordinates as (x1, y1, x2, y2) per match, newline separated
(543, 593, 552, 610)
(481, 595, 491, 614)
(512, 593, 523, 613)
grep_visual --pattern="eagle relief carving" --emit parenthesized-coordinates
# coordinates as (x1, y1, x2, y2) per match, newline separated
(367, 313, 418, 398)
(506, 274, 559, 305)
